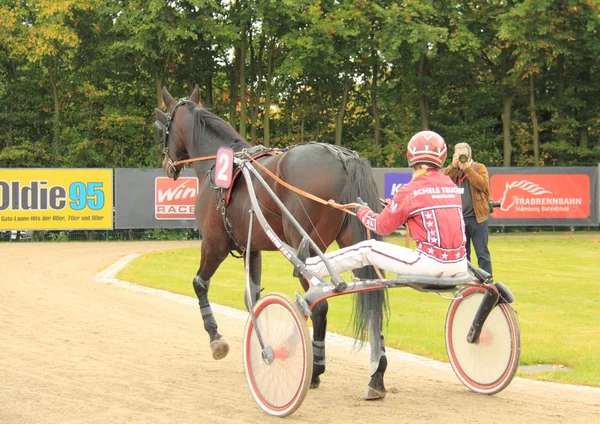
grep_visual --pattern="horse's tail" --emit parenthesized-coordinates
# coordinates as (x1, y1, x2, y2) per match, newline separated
(339, 155, 389, 345)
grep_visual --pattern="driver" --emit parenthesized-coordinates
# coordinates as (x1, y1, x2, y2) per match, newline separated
(305, 130, 468, 278)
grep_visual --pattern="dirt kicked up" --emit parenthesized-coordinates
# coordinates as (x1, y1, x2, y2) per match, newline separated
(1, 242, 599, 424)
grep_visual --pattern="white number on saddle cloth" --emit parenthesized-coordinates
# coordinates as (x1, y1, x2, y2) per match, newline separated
(215, 147, 234, 189)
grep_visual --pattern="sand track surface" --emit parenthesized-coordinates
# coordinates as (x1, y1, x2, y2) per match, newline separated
(1, 242, 598, 423)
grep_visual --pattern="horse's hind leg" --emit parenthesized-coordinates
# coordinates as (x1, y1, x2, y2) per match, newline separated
(244, 251, 262, 310)
(365, 310, 388, 400)
(309, 292, 328, 389)
(336, 231, 388, 400)
(193, 241, 230, 360)
(287, 235, 328, 388)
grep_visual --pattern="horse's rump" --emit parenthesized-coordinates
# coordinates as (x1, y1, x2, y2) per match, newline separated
(269, 143, 388, 342)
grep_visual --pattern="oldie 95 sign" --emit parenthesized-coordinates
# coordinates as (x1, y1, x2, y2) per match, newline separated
(0, 169, 113, 230)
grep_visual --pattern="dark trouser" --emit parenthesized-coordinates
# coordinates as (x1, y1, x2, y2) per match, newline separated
(464, 216, 492, 275)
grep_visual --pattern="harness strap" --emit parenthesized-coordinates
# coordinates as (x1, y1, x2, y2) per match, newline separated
(222, 205, 245, 258)
(176, 148, 389, 276)
(242, 152, 359, 215)
(242, 151, 386, 279)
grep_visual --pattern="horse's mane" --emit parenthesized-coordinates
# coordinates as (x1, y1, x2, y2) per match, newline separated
(507, 180, 552, 195)
(189, 104, 251, 153)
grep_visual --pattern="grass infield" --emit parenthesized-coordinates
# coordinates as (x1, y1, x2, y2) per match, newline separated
(117, 234, 600, 388)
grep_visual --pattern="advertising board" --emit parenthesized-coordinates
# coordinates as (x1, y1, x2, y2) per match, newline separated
(0, 169, 113, 230)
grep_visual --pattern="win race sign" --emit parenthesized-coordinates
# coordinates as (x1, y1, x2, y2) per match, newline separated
(155, 177, 198, 220)
(0, 169, 113, 230)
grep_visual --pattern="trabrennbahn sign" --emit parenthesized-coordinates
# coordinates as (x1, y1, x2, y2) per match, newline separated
(487, 167, 598, 226)
(372, 166, 598, 227)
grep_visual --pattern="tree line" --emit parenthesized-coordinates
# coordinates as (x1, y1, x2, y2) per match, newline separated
(1, 0, 600, 169)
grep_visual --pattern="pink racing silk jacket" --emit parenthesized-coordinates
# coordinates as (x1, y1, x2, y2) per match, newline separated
(357, 168, 467, 263)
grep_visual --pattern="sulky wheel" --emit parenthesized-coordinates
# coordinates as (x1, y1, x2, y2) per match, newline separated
(445, 286, 521, 395)
(243, 293, 313, 417)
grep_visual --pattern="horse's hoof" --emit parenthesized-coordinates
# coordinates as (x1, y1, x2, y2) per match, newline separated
(310, 379, 320, 389)
(364, 384, 387, 400)
(210, 338, 230, 360)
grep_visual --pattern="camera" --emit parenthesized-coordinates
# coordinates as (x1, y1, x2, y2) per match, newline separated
(489, 200, 501, 214)
(458, 154, 469, 163)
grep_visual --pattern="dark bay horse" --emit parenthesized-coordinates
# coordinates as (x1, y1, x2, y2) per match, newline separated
(154, 85, 389, 399)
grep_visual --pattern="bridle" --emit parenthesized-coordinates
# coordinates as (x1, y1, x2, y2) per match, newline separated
(155, 98, 191, 180)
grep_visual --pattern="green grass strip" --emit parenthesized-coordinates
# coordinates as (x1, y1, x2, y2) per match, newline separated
(117, 234, 600, 387)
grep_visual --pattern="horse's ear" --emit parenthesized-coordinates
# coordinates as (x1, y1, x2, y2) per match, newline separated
(189, 84, 201, 105)
(155, 108, 168, 124)
(162, 86, 176, 110)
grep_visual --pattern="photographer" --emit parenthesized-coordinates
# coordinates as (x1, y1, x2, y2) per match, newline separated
(443, 142, 493, 275)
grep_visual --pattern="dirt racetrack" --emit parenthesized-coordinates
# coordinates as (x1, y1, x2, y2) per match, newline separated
(1, 242, 599, 424)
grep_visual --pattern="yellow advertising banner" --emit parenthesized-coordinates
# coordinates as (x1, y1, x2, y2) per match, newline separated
(0, 169, 113, 230)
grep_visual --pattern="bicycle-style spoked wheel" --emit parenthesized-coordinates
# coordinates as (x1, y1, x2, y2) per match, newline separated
(243, 293, 313, 417)
(445, 286, 521, 394)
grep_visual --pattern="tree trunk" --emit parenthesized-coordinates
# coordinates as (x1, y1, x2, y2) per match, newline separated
(370, 20, 381, 145)
(529, 74, 540, 165)
(502, 95, 513, 167)
(579, 127, 589, 148)
(51, 71, 61, 166)
(334, 79, 350, 146)
(206, 74, 213, 108)
(499, 49, 513, 167)
(6, 60, 15, 147)
(229, 46, 240, 127)
(250, 33, 265, 144)
(556, 54, 565, 118)
(239, 25, 248, 138)
(155, 76, 163, 109)
(418, 55, 429, 130)
(577, 68, 590, 149)
(263, 41, 274, 147)
(314, 100, 321, 142)
(555, 54, 567, 165)
(158, 53, 171, 108)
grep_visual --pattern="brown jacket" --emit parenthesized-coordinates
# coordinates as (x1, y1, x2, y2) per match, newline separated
(444, 162, 490, 223)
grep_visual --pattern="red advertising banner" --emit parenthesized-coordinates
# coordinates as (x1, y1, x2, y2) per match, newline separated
(155, 177, 198, 220)
(490, 174, 590, 219)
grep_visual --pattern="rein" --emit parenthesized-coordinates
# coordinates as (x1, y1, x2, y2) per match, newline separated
(171, 150, 390, 279)
(171, 151, 360, 214)
(159, 100, 389, 278)
(240, 152, 387, 279)
(171, 155, 217, 166)
(242, 152, 360, 216)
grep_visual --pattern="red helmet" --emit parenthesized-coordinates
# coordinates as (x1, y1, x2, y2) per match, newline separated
(406, 130, 447, 167)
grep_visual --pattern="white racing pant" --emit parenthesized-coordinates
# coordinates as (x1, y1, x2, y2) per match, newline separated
(305, 239, 467, 279)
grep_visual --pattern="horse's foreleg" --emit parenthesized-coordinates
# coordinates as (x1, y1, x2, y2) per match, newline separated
(193, 246, 230, 360)
(365, 308, 388, 400)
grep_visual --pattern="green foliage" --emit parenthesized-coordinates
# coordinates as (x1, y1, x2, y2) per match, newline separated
(1, 0, 600, 168)
(541, 142, 600, 166)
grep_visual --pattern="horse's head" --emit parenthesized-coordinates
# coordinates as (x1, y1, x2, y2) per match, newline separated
(154, 86, 201, 180)
(499, 180, 552, 211)
(499, 182, 514, 211)
(154, 85, 249, 180)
